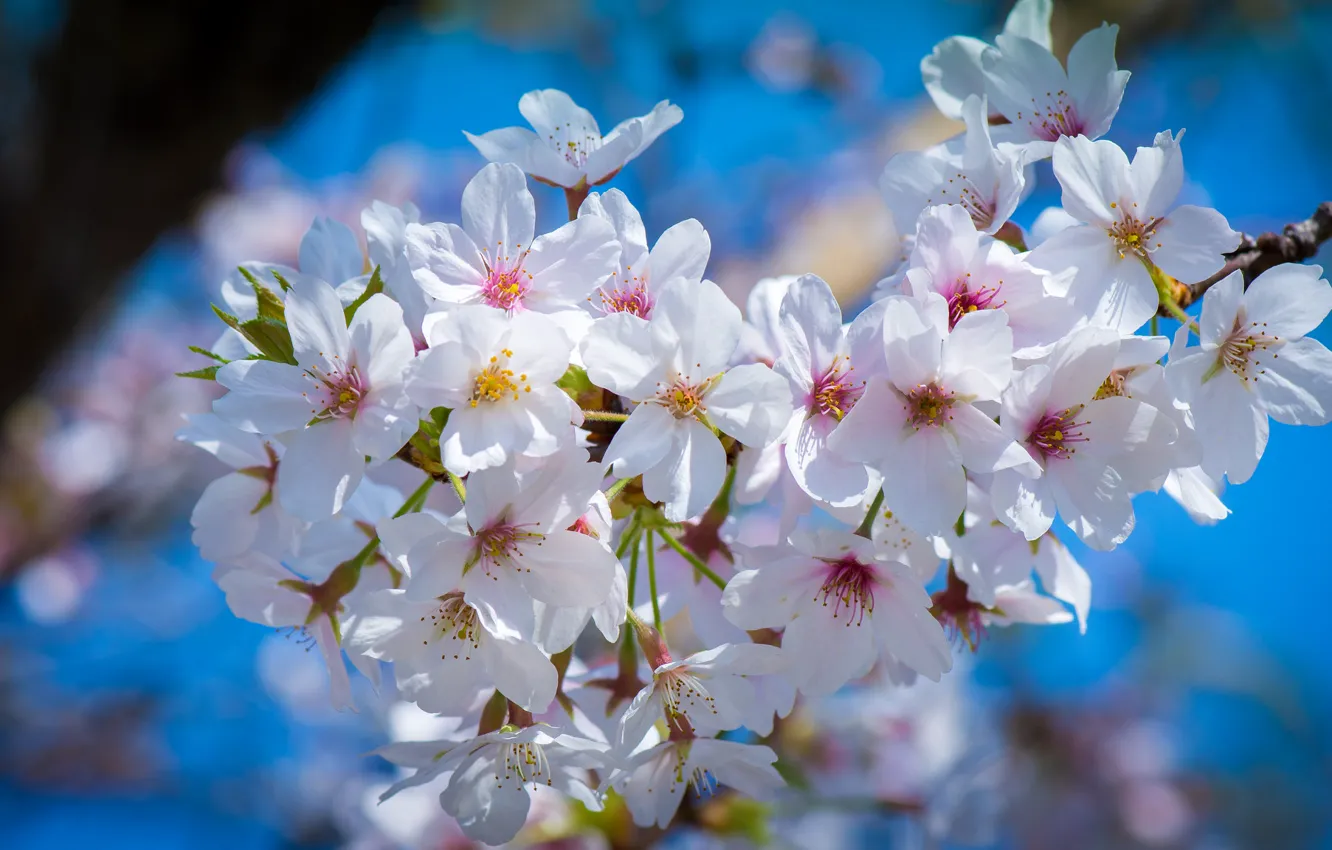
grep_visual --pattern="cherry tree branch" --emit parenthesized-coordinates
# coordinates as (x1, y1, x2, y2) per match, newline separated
(1169, 201, 1332, 312)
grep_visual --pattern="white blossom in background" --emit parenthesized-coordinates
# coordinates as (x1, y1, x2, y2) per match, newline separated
(363, 199, 433, 347)
(922, 0, 1053, 121)
(982, 22, 1130, 157)
(214, 553, 354, 710)
(609, 738, 785, 828)
(466, 89, 682, 190)
(178, 413, 302, 562)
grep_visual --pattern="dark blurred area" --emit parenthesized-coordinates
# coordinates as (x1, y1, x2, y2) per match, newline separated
(2, 0, 1332, 847)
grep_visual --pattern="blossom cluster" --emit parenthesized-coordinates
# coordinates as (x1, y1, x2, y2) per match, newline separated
(179, 1, 1332, 843)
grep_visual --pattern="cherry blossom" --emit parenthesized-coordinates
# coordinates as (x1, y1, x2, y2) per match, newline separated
(618, 642, 785, 751)
(881, 95, 1027, 237)
(829, 293, 1036, 535)
(578, 189, 710, 319)
(404, 450, 618, 640)
(609, 738, 784, 829)
(1167, 264, 1332, 484)
(466, 88, 682, 190)
(379, 727, 608, 845)
(898, 203, 1076, 353)
(582, 278, 792, 521)
(213, 276, 418, 520)
(405, 163, 620, 318)
(178, 413, 302, 562)
(982, 22, 1130, 156)
(1028, 131, 1242, 333)
(407, 305, 578, 475)
(772, 273, 878, 505)
(723, 528, 953, 693)
(921, 0, 1053, 121)
(990, 327, 1178, 549)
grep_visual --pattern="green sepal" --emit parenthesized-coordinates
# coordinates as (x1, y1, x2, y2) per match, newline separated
(344, 266, 384, 325)
(176, 364, 222, 380)
(250, 487, 273, 515)
(419, 406, 451, 440)
(188, 345, 230, 363)
(239, 316, 298, 364)
(252, 281, 286, 324)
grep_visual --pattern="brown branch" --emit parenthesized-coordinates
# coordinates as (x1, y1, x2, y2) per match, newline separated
(1171, 201, 1332, 311)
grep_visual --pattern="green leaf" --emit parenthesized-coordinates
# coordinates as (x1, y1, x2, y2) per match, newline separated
(176, 364, 222, 380)
(239, 317, 298, 364)
(188, 345, 230, 363)
(344, 266, 384, 325)
(270, 269, 293, 292)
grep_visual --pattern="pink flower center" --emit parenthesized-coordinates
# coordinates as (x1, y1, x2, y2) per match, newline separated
(942, 276, 1004, 329)
(304, 362, 367, 421)
(598, 283, 654, 318)
(811, 354, 863, 421)
(1026, 405, 1089, 461)
(905, 382, 955, 429)
(568, 515, 599, 538)
(817, 555, 877, 626)
(1016, 90, 1086, 142)
(481, 261, 531, 312)
(470, 521, 544, 574)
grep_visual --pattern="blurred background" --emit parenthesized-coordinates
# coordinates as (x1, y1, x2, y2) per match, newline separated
(2, 0, 1332, 847)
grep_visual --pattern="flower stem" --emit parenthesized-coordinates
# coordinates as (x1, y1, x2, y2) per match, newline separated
(616, 510, 643, 559)
(445, 469, 467, 505)
(645, 528, 663, 631)
(603, 476, 634, 503)
(855, 488, 884, 539)
(1149, 260, 1200, 333)
(564, 184, 590, 221)
(657, 528, 727, 590)
(392, 476, 435, 518)
(582, 410, 630, 423)
(626, 516, 642, 610)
